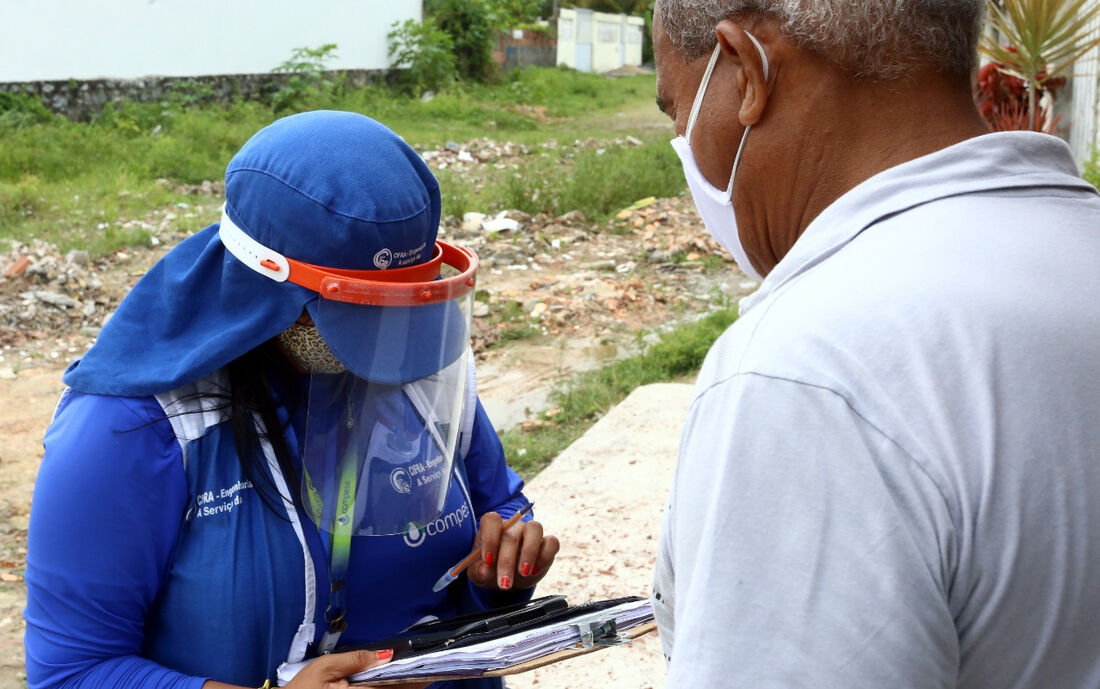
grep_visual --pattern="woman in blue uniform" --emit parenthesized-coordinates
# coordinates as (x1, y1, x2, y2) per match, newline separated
(24, 111, 559, 689)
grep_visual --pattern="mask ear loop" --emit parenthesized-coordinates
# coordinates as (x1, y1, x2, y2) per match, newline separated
(725, 30, 771, 196)
(685, 44, 723, 141)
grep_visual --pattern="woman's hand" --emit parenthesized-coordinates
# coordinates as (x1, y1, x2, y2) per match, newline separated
(204, 650, 430, 689)
(280, 649, 430, 689)
(466, 512, 560, 591)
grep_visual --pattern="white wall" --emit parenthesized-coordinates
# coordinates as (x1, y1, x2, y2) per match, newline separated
(624, 19, 644, 66)
(557, 8, 576, 69)
(0, 0, 422, 82)
(556, 8, 644, 73)
(592, 16, 622, 72)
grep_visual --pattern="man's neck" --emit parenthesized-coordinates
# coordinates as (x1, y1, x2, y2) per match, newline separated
(742, 68, 990, 274)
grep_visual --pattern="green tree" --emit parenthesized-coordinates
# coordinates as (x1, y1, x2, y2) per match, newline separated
(981, 0, 1100, 131)
(491, 0, 554, 26)
(426, 0, 498, 82)
(270, 44, 343, 113)
(388, 17, 458, 96)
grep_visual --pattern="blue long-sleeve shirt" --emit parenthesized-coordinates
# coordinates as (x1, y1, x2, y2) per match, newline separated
(25, 373, 529, 688)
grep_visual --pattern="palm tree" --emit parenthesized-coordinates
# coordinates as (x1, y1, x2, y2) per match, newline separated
(981, 0, 1100, 131)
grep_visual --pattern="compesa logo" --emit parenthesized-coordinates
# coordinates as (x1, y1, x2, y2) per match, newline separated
(390, 468, 412, 494)
(403, 520, 427, 547)
(373, 248, 393, 269)
(402, 504, 471, 549)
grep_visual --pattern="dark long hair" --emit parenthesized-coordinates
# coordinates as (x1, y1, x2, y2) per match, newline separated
(161, 340, 305, 517)
(225, 341, 305, 515)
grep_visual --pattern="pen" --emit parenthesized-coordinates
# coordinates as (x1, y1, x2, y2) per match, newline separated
(431, 502, 535, 592)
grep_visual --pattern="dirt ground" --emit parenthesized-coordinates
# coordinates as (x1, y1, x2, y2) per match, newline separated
(0, 133, 753, 685)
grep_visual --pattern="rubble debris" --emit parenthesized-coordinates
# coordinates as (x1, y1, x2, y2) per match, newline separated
(2, 257, 30, 278)
(2, 139, 749, 370)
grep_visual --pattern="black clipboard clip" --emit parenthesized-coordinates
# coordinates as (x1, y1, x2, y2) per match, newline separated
(336, 595, 570, 660)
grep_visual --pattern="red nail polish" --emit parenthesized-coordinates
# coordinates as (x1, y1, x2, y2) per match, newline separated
(520, 562, 532, 577)
(532, 565, 541, 577)
(484, 552, 495, 567)
(376, 649, 394, 661)
(500, 575, 511, 590)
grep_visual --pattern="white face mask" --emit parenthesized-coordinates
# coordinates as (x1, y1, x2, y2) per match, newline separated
(670, 31, 770, 282)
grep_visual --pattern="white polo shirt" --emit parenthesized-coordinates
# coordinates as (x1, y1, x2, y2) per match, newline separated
(655, 132, 1100, 689)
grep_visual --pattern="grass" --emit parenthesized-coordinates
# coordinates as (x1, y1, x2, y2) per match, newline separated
(485, 299, 544, 345)
(0, 67, 664, 255)
(435, 135, 683, 222)
(1, 65, 723, 480)
(501, 305, 739, 478)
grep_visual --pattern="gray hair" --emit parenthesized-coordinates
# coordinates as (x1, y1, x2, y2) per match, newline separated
(655, 0, 984, 80)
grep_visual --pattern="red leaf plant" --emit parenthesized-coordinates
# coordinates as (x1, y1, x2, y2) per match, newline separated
(976, 57, 1067, 133)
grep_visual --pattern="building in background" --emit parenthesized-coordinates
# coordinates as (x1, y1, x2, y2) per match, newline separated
(556, 8, 645, 73)
(493, 25, 558, 72)
(0, 0, 421, 82)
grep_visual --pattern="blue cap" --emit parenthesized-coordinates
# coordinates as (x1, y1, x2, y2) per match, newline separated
(64, 110, 466, 396)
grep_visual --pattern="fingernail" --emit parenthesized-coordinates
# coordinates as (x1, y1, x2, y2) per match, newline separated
(520, 562, 532, 577)
(532, 565, 541, 577)
(484, 552, 495, 567)
(376, 649, 394, 661)
(500, 575, 511, 590)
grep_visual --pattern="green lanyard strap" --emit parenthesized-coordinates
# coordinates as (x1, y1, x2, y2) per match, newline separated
(307, 422, 359, 654)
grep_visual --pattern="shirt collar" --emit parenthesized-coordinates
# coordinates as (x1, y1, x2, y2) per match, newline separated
(739, 131, 1097, 315)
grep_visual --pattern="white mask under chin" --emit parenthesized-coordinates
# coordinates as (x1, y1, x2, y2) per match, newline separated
(670, 32, 770, 283)
(276, 322, 347, 375)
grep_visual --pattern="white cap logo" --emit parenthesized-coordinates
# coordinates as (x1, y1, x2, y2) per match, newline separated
(374, 248, 393, 269)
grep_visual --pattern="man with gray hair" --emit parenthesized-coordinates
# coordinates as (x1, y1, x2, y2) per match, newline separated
(651, 1, 1100, 687)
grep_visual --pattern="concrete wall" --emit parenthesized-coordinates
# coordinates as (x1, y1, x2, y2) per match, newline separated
(494, 28, 557, 72)
(0, 70, 385, 121)
(0, 0, 421, 82)
(557, 8, 644, 73)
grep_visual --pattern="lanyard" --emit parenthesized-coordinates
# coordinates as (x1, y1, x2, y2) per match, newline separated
(305, 397, 360, 654)
(304, 382, 469, 654)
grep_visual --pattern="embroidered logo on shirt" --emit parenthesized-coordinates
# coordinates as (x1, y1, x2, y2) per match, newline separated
(401, 503, 471, 548)
(390, 468, 412, 494)
(403, 520, 427, 547)
(188, 479, 254, 520)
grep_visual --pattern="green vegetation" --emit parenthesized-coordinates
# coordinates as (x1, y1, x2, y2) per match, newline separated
(501, 305, 738, 478)
(0, 67, 663, 255)
(436, 136, 682, 222)
(980, 0, 1100, 131)
(426, 0, 498, 83)
(487, 300, 544, 345)
(388, 17, 458, 96)
(1084, 149, 1100, 189)
(271, 44, 346, 113)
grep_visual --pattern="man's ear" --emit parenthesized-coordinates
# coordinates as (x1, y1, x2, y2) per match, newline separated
(715, 20, 771, 127)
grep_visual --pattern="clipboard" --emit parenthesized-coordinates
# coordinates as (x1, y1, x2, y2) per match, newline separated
(336, 595, 571, 660)
(348, 596, 656, 686)
(278, 596, 656, 686)
(359, 619, 657, 686)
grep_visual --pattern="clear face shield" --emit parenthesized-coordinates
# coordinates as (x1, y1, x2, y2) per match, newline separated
(289, 243, 477, 538)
